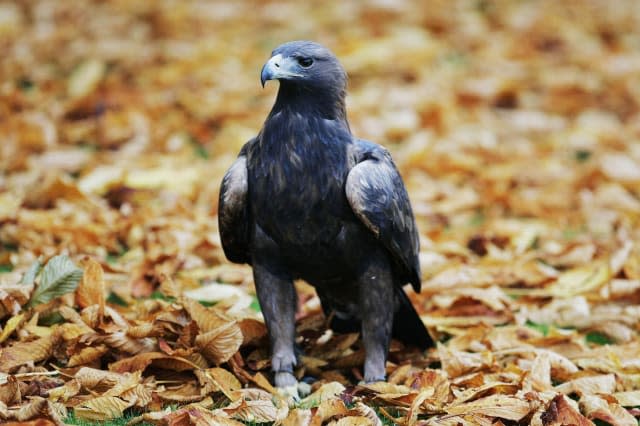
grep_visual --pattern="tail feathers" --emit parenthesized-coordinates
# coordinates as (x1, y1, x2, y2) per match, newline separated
(392, 287, 434, 350)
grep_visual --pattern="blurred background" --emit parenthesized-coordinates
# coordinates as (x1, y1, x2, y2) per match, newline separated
(1, 0, 640, 300)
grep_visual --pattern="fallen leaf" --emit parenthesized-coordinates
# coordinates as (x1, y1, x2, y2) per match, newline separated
(446, 394, 531, 421)
(195, 321, 243, 364)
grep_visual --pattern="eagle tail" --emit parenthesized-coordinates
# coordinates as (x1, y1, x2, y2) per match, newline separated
(392, 287, 434, 350)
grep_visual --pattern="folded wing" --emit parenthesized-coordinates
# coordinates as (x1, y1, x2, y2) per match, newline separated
(218, 154, 250, 264)
(345, 143, 421, 292)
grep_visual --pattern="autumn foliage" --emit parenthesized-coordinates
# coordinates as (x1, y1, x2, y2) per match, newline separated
(1, 0, 640, 425)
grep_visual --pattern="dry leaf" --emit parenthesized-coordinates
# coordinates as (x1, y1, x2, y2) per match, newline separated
(555, 374, 616, 396)
(446, 394, 531, 421)
(0, 334, 57, 373)
(195, 321, 243, 365)
(73, 396, 133, 421)
(75, 258, 105, 320)
(580, 395, 636, 426)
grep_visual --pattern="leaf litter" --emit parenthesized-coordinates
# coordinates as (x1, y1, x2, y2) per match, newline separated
(1, 0, 640, 424)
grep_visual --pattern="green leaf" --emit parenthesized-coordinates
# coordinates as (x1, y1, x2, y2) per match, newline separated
(525, 320, 549, 336)
(17, 77, 35, 92)
(20, 257, 43, 285)
(151, 291, 175, 303)
(107, 291, 128, 307)
(250, 296, 261, 312)
(38, 311, 66, 326)
(189, 134, 209, 159)
(575, 149, 592, 163)
(585, 331, 614, 346)
(0, 264, 13, 273)
(27, 255, 83, 307)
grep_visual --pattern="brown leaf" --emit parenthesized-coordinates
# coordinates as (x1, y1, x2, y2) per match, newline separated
(102, 330, 157, 355)
(580, 395, 637, 426)
(300, 382, 346, 407)
(539, 394, 594, 426)
(158, 383, 204, 403)
(120, 383, 154, 407)
(109, 352, 201, 373)
(194, 321, 243, 365)
(67, 344, 108, 367)
(0, 375, 21, 405)
(47, 379, 81, 402)
(181, 297, 230, 333)
(74, 367, 122, 392)
(75, 258, 105, 320)
(194, 367, 241, 400)
(446, 394, 532, 421)
(7, 397, 66, 425)
(74, 396, 132, 421)
(238, 318, 267, 346)
(223, 398, 285, 424)
(437, 343, 494, 377)
(0, 335, 57, 373)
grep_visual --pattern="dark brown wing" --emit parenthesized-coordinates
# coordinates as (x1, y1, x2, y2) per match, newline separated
(345, 142, 421, 292)
(218, 153, 250, 264)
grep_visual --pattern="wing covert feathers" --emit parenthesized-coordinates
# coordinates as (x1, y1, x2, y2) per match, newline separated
(345, 147, 422, 292)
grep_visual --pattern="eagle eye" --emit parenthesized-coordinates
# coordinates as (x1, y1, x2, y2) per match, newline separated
(297, 57, 313, 68)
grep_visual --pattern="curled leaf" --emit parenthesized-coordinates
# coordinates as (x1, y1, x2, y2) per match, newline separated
(195, 321, 243, 365)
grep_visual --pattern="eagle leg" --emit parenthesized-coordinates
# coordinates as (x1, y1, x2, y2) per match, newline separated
(253, 261, 298, 388)
(358, 249, 394, 383)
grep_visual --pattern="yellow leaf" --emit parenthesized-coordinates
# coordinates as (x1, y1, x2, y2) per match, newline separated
(0, 313, 24, 344)
(67, 59, 105, 99)
(327, 416, 375, 426)
(614, 390, 640, 407)
(74, 395, 132, 421)
(223, 398, 285, 424)
(281, 408, 312, 426)
(555, 374, 616, 396)
(547, 263, 611, 297)
(300, 382, 346, 408)
(446, 394, 531, 421)
(195, 367, 242, 401)
(67, 345, 109, 367)
(47, 379, 81, 402)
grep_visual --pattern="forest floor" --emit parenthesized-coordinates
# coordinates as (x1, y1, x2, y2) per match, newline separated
(1, 1, 640, 424)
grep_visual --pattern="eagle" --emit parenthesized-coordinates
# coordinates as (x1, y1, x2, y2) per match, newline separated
(218, 41, 433, 388)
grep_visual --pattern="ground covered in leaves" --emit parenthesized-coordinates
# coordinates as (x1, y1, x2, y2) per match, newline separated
(1, 0, 640, 425)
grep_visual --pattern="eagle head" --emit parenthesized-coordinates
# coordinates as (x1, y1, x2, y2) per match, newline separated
(260, 41, 347, 94)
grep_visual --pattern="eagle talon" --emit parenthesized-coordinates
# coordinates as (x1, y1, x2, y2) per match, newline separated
(274, 371, 297, 388)
(277, 383, 300, 404)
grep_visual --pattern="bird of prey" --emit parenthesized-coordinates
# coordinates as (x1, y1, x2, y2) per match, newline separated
(218, 40, 433, 388)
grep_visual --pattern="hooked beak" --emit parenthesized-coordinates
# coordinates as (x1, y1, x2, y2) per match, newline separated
(260, 54, 303, 87)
